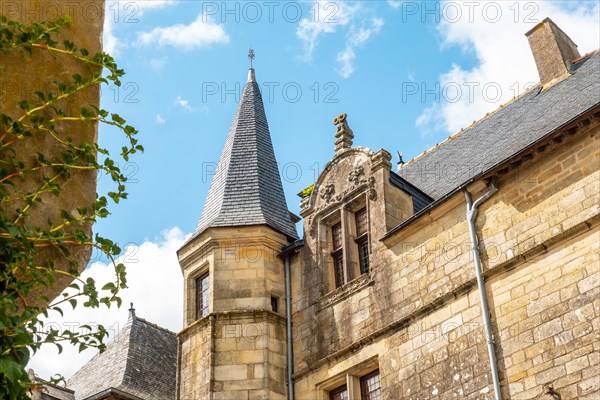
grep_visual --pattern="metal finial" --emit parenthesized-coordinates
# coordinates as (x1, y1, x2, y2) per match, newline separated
(397, 151, 405, 166)
(248, 46, 255, 69)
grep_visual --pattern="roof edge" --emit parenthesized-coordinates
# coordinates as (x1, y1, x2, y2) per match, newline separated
(82, 387, 145, 400)
(382, 105, 600, 241)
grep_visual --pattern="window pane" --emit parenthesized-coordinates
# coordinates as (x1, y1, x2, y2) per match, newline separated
(332, 222, 342, 250)
(355, 207, 368, 237)
(196, 273, 209, 319)
(333, 250, 345, 288)
(329, 385, 348, 400)
(358, 237, 370, 275)
(360, 370, 381, 400)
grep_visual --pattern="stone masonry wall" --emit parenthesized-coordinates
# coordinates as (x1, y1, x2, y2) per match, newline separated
(292, 119, 599, 399)
(1, 0, 105, 305)
(177, 226, 290, 399)
(178, 318, 213, 399)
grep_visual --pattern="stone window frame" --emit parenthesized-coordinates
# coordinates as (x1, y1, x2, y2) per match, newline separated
(195, 272, 209, 320)
(187, 262, 210, 325)
(270, 289, 283, 314)
(317, 356, 380, 400)
(322, 194, 371, 292)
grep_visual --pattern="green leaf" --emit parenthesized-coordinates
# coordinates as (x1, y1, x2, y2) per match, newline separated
(18, 100, 30, 111)
(0, 355, 24, 383)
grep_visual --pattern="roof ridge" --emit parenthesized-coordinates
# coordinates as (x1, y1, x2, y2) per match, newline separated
(117, 317, 136, 391)
(133, 315, 177, 336)
(572, 48, 599, 65)
(401, 82, 542, 169)
(401, 49, 600, 170)
(397, 51, 599, 200)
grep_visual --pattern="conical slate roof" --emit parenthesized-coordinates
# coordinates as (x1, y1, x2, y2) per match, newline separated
(194, 68, 298, 240)
(67, 309, 177, 400)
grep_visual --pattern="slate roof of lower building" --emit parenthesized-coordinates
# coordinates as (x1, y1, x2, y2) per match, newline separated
(397, 51, 600, 200)
(66, 310, 177, 400)
(193, 69, 299, 241)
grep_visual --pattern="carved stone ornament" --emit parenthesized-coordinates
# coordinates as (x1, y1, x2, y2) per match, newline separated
(348, 165, 365, 185)
(300, 196, 310, 210)
(368, 176, 377, 200)
(305, 217, 314, 239)
(320, 184, 335, 202)
(333, 113, 354, 153)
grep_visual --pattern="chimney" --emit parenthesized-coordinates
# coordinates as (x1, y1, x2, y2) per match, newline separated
(525, 18, 580, 88)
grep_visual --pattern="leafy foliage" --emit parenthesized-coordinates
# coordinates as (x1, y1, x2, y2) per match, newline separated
(298, 184, 314, 199)
(0, 15, 142, 398)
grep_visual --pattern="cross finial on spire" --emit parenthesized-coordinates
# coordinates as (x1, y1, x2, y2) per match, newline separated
(248, 46, 255, 69)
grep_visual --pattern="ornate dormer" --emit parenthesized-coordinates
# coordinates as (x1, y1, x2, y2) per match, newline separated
(299, 114, 417, 293)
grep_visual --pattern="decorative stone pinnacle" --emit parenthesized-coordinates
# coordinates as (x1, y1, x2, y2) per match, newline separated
(333, 113, 353, 154)
(128, 302, 136, 318)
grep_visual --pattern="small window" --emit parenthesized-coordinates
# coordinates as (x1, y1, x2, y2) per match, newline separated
(271, 296, 279, 313)
(329, 385, 348, 400)
(332, 222, 343, 250)
(355, 207, 368, 237)
(331, 222, 345, 288)
(357, 236, 370, 274)
(196, 273, 209, 319)
(355, 207, 370, 274)
(332, 250, 345, 288)
(360, 370, 381, 400)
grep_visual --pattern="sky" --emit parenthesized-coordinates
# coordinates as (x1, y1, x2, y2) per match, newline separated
(29, 0, 600, 380)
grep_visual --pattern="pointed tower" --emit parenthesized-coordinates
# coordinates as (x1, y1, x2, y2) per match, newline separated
(176, 56, 297, 400)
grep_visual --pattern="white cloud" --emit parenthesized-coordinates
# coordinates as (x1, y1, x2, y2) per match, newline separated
(415, 0, 600, 137)
(336, 18, 384, 78)
(28, 228, 189, 380)
(137, 14, 229, 50)
(175, 96, 196, 112)
(136, 0, 178, 10)
(387, 0, 403, 9)
(156, 114, 165, 124)
(296, 1, 357, 61)
(102, 12, 122, 56)
(149, 57, 167, 71)
(103, 1, 180, 56)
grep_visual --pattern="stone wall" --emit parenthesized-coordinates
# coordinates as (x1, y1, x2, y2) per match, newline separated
(292, 118, 599, 399)
(0, 0, 105, 304)
(177, 317, 213, 399)
(177, 226, 290, 399)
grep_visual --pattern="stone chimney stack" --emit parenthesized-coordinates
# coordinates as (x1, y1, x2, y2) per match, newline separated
(525, 18, 581, 88)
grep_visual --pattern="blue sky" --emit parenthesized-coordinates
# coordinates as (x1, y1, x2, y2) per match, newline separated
(94, 0, 599, 250)
(30, 0, 599, 379)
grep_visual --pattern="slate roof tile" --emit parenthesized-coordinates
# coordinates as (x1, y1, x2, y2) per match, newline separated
(193, 69, 298, 240)
(397, 51, 600, 200)
(66, 311, 177, 400)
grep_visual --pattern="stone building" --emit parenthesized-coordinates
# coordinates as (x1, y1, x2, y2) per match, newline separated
(52, 17, 598, 400)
